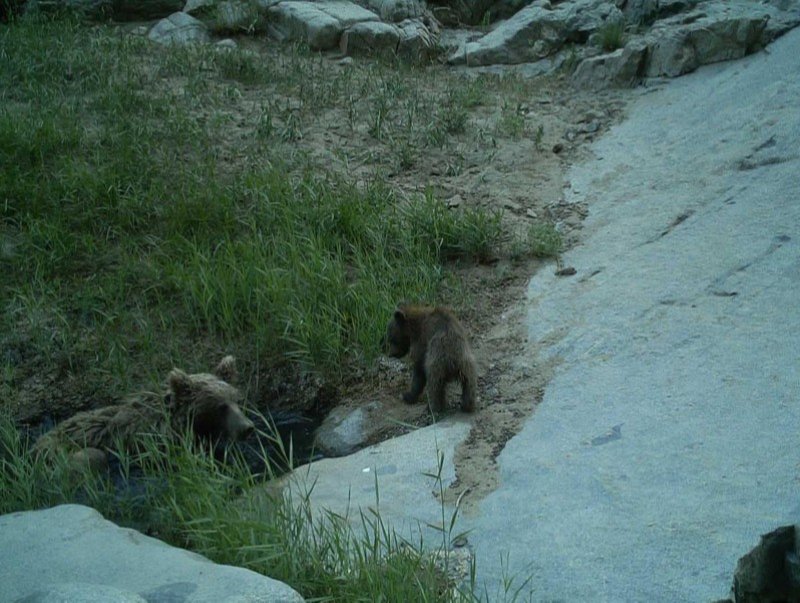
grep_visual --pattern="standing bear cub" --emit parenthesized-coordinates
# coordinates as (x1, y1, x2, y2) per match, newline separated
(33, 356, 255, 469)
(385, 304, 478, 412)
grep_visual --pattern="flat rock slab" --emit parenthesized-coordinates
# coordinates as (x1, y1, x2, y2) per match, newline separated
(468, 26, 800, 601)
(0, 504, 303, 603)
(285, 418, 471, 540)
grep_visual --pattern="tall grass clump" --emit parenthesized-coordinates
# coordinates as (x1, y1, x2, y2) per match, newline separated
(597, 19, 626, 52)
(402, 191, 504, 263)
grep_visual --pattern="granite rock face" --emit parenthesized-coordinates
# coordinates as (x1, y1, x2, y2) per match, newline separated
(0, 504, 304, 603)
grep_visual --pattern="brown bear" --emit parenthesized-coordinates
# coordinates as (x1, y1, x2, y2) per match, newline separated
(384, 304, 478, 412)
(32, 356, 255, 470)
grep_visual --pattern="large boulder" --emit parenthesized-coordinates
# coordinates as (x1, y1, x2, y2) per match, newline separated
(0, 504, 304, 602)
(358, 0, 426, 22)
(571, 0, 800, 88)
(148, 12, 211, 45)
(729, 525, 800, 602)
(448, 0, 623, 66)
(572, 38, 648, 88)
(264, 0, 380, 50)
(644, 2, 771, 77)
(184, 0, 260, 33)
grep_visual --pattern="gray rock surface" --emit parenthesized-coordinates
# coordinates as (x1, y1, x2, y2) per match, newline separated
(282, 23, 800, 602)
(450, 0, 800, 84)
(148, 12, 211, 45)
(572, 39, 647, 88)
(644, 2, 770, 77)
(469, 24, 800, 601)
(265, 0, 379, 50)
(313, 403, 374, 455)
(359, 0, 425, 22)
(16, 583, 148, 603)
(0, 504, 304, 603)
(287, 418, 470, 540)
(450, 0, 623, 66)
(184, 0, 257, 33)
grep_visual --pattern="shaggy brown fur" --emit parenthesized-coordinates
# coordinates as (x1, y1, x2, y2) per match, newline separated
(33, 356, 254, 466)
(385, 304, 478, 412)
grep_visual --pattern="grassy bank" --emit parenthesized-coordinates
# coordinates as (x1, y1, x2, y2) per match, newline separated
(1, 17, 557, 409)
(0, 15, 556, 601)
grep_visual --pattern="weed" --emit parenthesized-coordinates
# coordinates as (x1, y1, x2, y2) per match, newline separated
(526, 223, 562, 258)
(597, 19, 626, 52)
(498, 101, 526, 138)
(402, 191, 504, 263)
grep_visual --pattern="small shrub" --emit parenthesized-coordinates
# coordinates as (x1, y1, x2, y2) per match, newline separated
(597, 19, 626, 52)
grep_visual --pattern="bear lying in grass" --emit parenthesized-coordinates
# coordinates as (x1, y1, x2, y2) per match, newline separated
(33, 356, 255, 470)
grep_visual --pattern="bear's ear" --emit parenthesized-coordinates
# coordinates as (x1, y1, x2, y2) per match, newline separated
(168, 369, 193, 400)
(394, 308, 407, 324)
(214, 355, 237, 383)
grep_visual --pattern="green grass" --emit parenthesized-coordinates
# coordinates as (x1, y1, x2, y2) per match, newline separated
(597, 19, 626, 52)
(0, 16, 519, 395)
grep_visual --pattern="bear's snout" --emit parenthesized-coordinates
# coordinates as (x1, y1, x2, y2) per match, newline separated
(226, 405, 255, 441)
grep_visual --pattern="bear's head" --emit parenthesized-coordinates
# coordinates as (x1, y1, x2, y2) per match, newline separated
(384, 306, 412, 359)
(166, 356, 255, 445)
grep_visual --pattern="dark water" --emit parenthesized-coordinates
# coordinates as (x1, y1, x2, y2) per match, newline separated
(239, 409, 324, 475)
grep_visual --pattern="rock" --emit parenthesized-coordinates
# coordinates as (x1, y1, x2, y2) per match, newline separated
(314, 403, 376, 457)
(572, 39, 648, 88)
(449, 0, 623, 66)
(265, 0, 379, 50)
(620, 0, 699, 26)
(16, 583, 148, 603)
(644, 3, 771, 77)
(732, 525, 800, 602)
(148, 12, 211, 45)
(359, 0, 425, 22)
(185, 0, 257, 33)
(0, 504, 304, 603)
(396, 17, 440, 59)
(214, 38, 239, 51)
(215, 37, 239, 50)
(340, 21, 401, 55)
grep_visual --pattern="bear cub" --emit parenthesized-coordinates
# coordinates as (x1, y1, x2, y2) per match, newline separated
(385, 304, 478, 412)
(33, 356, 255, 470)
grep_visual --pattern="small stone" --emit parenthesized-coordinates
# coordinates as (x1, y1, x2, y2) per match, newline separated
(552, 142, 564, 154)
(338, 56, 355, 66)
(555, 266, 577, 276)
(214, 38, 238, 51)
